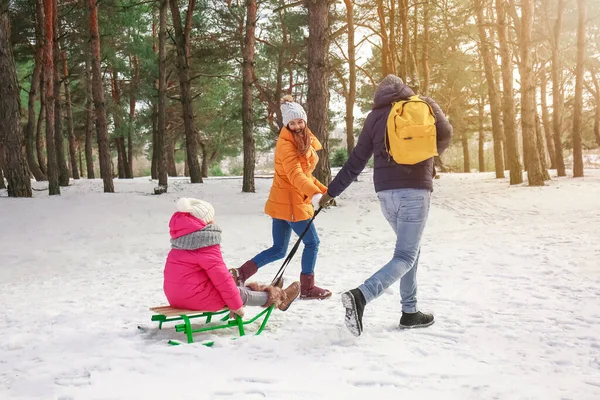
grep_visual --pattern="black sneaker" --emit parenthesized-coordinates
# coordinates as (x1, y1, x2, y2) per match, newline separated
(399, 311, 435, 329)
(341, 288, 366, 336)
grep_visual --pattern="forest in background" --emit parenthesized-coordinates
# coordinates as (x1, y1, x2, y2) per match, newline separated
(0, 0, 599, 197)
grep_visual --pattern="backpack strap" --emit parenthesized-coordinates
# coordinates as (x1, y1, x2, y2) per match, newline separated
(384, 101, 400, 161)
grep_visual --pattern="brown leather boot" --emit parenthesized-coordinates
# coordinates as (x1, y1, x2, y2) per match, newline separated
(231, 260, 258, 286)
(300, 273, 332, 300)
(246, 281, 300, 311)
(276, 282, 301, 311)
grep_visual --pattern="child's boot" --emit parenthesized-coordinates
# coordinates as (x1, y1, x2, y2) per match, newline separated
(258, 282, 301, 311)
(277, 282, 301, 311)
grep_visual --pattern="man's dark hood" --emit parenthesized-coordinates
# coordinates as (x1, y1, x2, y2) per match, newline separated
(372, 74, 415, 109)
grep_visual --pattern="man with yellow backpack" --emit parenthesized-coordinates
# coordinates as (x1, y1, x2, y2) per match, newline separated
(319, 74, 453, 336)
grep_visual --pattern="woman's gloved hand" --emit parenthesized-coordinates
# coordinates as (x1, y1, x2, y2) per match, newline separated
(319, 192, 334, 208)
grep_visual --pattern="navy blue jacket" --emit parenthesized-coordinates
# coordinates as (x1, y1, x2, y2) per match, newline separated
(328, 84, 453, 196)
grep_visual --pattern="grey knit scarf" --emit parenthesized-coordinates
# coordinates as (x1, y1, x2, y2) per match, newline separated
(170, 224, 222, 250)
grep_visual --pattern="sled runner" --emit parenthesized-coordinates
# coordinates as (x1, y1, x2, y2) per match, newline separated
(149, 305, 274, 346)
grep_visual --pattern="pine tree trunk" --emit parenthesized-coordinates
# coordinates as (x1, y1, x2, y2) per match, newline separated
(89, 0, 114, 192)
(25, 57, 46, 181)
(571, 0, 586, 178)
(410, 1, 419, 88)
(422, 0, 430, 95)
(344, 0, 356, 155)
(0, 9, 33, 197)
(36, 77, 47, 176)
(551, 0, 566, 176)
(475, 0, 505, 178)
(388, 0, 397, 75)
(111, 69, 128, 179)
(592, 72, 600, 147)
(520, 0, 546, 186)
(376, 0, 390, 77)
(156, 0, 168, 190)
(78, 143, 83, 177)
(170, 0, 202, 183)
(62, 51, 79, 180)
(0, 145, 6, 189)
(127, 55, 138, 179)
(274, 9, 286, 132)
(120, 137, 128, 177)
(43, 0, 59, 195)
(200, 141, 208, 178)
(25, 0, 46, 181)
(115, 138, 126, 179)
(478, 95, 485, 172)
(535, 112, 551, 180)
(167, 140, 177, 177)
(595, 95, 600, 148)
(84, 59, 95, 179)
(241, 0, 257, 193)
(400, 0, 409, 82)
(496, 0, 522, 184)
(461, 131, 470, 173)
(53, 0, 69, 187)
(307, 0, 331, 185)
(184, 154, 189, 177)
(540, 65, 557, 168)
(151, 104, 158, 179)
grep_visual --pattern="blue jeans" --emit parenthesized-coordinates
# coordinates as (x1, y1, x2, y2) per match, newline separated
(358, 188, 431, 313)
(252, 218, 320, 275)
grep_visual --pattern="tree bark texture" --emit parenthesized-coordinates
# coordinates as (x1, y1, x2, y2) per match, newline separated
(550, 0, 566, 176)
(241, 0, 257, 193)
(475, 0, 505, 178)
(53, 0, 69, 186)
(25, 0, 47, 181)
(496, 0, 522, 184)
(62, 51, 79, 179)
(170, 0, 202, 183)
(571, 0, 586, 178)
(478, 94, 485, 172)
(307, 0, 332, 185)
(520, 0, 546, 186)
(111, 68, 129, 179)
(540, 65, 557, 168)
(157, 0, 168, 190)
(44, 0, 60, 195)
(422, 0, 430, 95)
(344, 0, 356, 155)
(89, 0, 114, 192)
(84, 59, 95, 179)
(0, 10, 33, 197)
(36, 76, 47, 176)
(127, 55, 138, 178)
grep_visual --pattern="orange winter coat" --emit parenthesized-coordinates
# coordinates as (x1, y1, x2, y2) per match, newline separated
(264, 127, 328, 222)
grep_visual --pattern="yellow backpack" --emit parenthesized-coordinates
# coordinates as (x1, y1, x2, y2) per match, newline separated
(385, 95, 438, 165)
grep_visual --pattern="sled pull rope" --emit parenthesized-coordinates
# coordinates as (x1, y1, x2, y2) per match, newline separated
(271, 207, 322, 286)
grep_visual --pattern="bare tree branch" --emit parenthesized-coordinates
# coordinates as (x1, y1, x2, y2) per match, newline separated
(190, 73, 237, 81)
(357, 64, 376, 87)
(273, 0, 302, 13)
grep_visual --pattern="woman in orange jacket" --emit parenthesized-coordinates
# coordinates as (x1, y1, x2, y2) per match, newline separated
(232, 96, 332, 300)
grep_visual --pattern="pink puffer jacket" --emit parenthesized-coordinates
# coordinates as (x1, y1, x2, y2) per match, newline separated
(163, 212, 243, 311)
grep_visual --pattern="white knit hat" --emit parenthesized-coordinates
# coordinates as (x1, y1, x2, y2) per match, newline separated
(281, 95, 307, 126)
(176, 197, 215, 224)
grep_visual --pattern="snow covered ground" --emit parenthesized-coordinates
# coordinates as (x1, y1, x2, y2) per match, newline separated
(1, 169, 600, 400)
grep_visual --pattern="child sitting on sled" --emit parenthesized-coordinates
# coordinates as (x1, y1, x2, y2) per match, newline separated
(164, 197, 300, 317)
